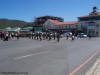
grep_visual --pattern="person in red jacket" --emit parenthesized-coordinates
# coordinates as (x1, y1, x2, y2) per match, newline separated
(16, 32, 20, 40)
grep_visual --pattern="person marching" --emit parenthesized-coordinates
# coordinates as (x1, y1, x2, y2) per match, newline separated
(53, 32, 56, 40)
(34, 33, 36, 40)
(5, 32, 9, 41)
(11, 32, 14, 39)
(36, 32, 39, 40)
(42, 32, 46, 40)
(46, 33, 48, 39)
(31, 32, 34, 39)
(71, 35, 75, 41)
(48, 32, 51, 41)
(57, 32, 60, 42)
(2, 32, 6, 41)
(66, 33, 69, 40)
(39, 32, 42, 41)
(16, 32, 20, 40)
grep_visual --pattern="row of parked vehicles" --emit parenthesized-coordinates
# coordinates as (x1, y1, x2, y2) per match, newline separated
(62, 32, 87, 38)
(77, 33, 87, 38)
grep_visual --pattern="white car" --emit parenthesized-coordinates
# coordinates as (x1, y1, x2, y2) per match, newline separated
(77, 33, 87, 38)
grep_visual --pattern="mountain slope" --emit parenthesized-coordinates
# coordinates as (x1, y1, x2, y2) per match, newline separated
(0, 19, 29, 28)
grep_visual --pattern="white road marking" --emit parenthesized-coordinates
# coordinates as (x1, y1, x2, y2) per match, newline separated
(14, 51, 49, 60)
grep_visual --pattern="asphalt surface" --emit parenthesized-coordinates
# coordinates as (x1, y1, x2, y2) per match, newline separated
(0, 38, 100, 75)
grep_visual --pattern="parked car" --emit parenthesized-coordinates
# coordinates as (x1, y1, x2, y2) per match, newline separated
(62, 32, 72, 37)
(77, 33, 87, 38)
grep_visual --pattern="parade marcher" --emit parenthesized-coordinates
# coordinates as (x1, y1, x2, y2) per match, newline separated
(42, 32, 46, 40)
(46, 32, 49, 39)
(48, 33, 51, 41)
(53, 32, 56, 40)
(69, 32, 72, 38)
(71, 35, 75, 41)
(36, 32, 39, 40)
(8, 33, 10, 39)
(34, 33, 36, 40)
(28, 33, 31, 39)
(16, 32, 20, 40)
(39, 32, 42, 41)
(66, 33, 69, 40)
(5, 32, 9, 41)
(30, 32, 34, 39)
(11, 32, 14, 39)
(32, 32, 34, 39)
(50, 33, 53, 40)
(2, 32, 6, 41)
(57, 32, 60, 42)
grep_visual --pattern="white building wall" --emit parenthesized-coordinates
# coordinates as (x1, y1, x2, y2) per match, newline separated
(43, 20, 56, 30)
(77, 20, 100, 37)
(44, 20, 78, 31)
(95, 20, 100, 36)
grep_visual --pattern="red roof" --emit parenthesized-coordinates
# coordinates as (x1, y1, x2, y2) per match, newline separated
(78, 15, 89, 18)
(50, 20, 78, 25)
(78, 13, 100, 18)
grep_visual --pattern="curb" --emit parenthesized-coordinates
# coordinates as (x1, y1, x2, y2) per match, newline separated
(85, 56, 100, 75)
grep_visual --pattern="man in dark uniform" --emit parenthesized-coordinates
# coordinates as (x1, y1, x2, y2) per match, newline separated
(39, 32, 42, 41)
(42, 32, 46, 40)
(53, 32, 56, 40)
(34, 33, 36, 40)
(48, 33, 51, 41)
(36, 32, 39, 40)
(57, 32, 60, 42)
(31, 32, 34, 39)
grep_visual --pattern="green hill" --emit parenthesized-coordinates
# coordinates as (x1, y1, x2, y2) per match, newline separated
(0, 18, 32, 29)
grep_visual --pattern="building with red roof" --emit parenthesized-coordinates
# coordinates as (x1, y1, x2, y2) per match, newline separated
(44, 19, 78, 32)
(43, 7, 100, 37)
(50, 20, 78, 25)
(34, 16, 64, 26)
(78, 7, 100, 20)
(77, 7, 100, 37)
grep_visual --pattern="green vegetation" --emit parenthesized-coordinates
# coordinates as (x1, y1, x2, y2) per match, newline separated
(0, 18, 33, 29)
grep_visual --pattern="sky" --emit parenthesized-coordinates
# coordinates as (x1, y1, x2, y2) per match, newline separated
(0, 0, 99, 22)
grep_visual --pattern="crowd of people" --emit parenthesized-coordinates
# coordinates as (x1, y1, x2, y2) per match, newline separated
(0, 31, 89, 42)
(0, 32, 20, 41)
(0, 31, 62, 42)
(28, 31, 76, 42)
(31, 32, 61, 42)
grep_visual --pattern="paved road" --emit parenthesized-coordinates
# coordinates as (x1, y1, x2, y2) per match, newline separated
(0, 38, 100, 75)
